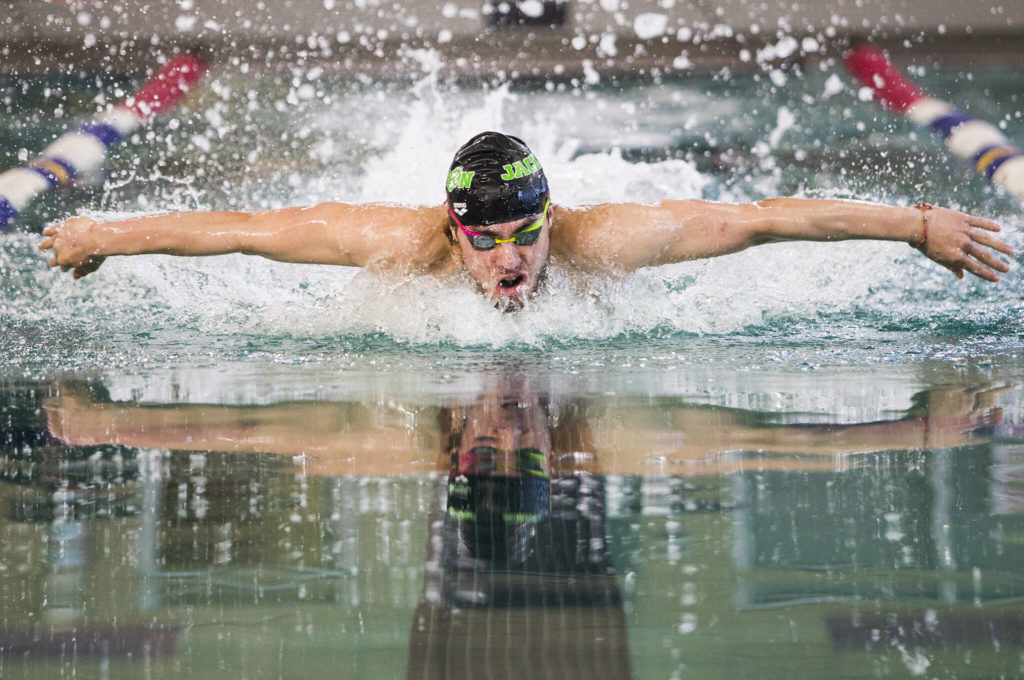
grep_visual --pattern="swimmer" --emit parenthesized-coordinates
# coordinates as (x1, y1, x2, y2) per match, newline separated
(39, 131, 1013, 311)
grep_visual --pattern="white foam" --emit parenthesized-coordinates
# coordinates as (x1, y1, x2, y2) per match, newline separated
(7, 210, 937, 349)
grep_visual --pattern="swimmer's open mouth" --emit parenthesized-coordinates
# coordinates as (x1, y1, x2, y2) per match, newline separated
(498, 274, 525, 292)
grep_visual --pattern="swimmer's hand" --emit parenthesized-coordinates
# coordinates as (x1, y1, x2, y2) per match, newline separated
(915, 208, 1013, 282)
(43, 387, 107, 446)
(908, 383, 1008, 448)
(38, 216, 107, 279)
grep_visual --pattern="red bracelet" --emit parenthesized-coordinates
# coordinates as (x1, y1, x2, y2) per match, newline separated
(909, 201, 932, 248)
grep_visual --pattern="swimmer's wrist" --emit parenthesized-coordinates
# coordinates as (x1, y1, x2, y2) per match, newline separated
(907, 202, 931, 248)
(80, 219, 113, 257)
(89, 219, 134, 257)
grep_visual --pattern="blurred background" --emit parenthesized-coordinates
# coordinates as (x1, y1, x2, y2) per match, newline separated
(4, 0, 1024, 77)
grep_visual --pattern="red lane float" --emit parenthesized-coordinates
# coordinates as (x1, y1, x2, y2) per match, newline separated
(844, 45, 1024, 202)
(0, 53, 207, 230)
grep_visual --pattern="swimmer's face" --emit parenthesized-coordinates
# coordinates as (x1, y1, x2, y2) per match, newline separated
(457, 390, 552, 476)
(453, 207, 552, 311)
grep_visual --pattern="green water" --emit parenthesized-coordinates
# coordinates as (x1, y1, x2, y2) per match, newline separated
(1, 360, 1023, 679)
(2, 60, 1024, 678)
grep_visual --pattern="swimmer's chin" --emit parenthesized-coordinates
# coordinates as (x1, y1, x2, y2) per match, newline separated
(493, 295, 526, 312)
(483, 268, 546, 312)
(487, 284, 534, 312)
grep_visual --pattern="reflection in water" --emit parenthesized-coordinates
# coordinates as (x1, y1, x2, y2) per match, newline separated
(0, 384, 174, 661)
(408, 380, 631, 679)
(0, 372, 1022, 678)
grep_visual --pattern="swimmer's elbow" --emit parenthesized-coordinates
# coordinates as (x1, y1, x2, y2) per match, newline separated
(744, 207, 787, 245)
(747, 228, 785, 247)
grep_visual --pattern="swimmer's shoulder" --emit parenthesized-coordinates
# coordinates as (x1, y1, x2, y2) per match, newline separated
(332, 202, 453, 274)
(549, 203, 633, 272)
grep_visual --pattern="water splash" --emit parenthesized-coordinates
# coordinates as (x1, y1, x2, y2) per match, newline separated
(2, 67, 1022, 367)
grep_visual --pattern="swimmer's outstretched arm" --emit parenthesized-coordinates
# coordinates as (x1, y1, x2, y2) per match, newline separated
(554, 198, 1013, 281)
(45, 389, 437, 476)
(38, 203, 449, 279)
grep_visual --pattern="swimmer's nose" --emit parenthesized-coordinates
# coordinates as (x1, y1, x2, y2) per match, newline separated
(493, 241, 522, 269)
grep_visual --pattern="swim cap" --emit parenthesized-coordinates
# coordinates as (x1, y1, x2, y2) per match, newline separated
(446, 471, 550, 565)
(445, 131, 550, 227)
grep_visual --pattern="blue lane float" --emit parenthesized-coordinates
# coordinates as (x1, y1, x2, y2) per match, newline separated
(845, 45, 1024, 202)
(0, 53, 207, 231)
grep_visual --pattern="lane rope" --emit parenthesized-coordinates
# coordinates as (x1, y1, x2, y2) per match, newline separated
(844, 44, 1024, 202)
(0, 53, 208, 231)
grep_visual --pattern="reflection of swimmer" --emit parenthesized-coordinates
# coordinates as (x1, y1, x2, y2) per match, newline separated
(42, 382, 1007, 475)
(40, 132, 1011, 312)
(438, 381, 612, 583)
(407, 381, 632, 680)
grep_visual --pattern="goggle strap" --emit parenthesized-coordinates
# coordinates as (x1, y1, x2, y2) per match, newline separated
(448, 199, 550, 242)
(447, 203, 484, 237)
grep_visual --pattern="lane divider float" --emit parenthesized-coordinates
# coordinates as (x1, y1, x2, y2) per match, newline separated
(0, 53, 207, 231)
(844, 44, 1024, 202)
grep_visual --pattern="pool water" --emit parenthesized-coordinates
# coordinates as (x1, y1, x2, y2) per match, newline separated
(2, 57, 1024, 679)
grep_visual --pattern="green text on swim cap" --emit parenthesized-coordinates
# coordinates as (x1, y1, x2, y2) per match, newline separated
(447, 167, 475, 191)
(500, 154, 542, 181)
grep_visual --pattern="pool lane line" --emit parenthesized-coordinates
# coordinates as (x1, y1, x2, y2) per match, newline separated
(0, 53, 208, 231)
(844, 44, 1024, 202)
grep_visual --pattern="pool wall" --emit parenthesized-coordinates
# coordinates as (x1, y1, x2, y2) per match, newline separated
(3, 0, 1024, 76)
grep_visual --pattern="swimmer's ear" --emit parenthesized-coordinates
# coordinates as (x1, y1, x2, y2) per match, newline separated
(444, 210, 458, 245)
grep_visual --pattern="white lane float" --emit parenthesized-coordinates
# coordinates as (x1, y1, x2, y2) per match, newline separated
(0, 53, 207, 230)
(845, 44, 1024, 202)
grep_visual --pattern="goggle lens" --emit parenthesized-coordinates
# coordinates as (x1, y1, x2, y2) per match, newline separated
(458, 446, 549, 478)
(450, 199, 550, 251)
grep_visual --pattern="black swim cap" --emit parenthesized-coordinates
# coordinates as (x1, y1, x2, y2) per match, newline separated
(446, 472, 550, 565)
(445, 131, 550, 227)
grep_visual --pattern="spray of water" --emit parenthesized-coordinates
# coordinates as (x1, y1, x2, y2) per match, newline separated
(2, 58, 1021, 362)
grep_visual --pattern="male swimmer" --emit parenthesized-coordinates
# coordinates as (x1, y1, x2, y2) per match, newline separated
(40, 131, 1013, 311)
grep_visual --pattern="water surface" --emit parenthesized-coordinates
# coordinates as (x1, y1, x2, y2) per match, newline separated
(2, 60, 1024, 679)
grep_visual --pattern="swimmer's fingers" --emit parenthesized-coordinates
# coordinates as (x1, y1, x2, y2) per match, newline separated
(965, 242, 1010, 275)
(72, 257, 105, 279)
(973, 384, 1013, 410)
(926, 212, 1011, 281)
(38, 222, 62, 251)
(960, 253, 1001, 282)
(966, 215, 1002, 232)
(39, 217, 104, 276)
(971, 229, 1014, 257)
(39, 223, 63, 252)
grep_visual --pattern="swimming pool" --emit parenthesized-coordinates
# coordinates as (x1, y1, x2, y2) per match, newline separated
(1, 59, 1023, 679)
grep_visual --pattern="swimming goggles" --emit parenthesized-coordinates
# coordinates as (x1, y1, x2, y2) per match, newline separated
(448, 198, 550, 251)
(458, 446, 550, 478)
